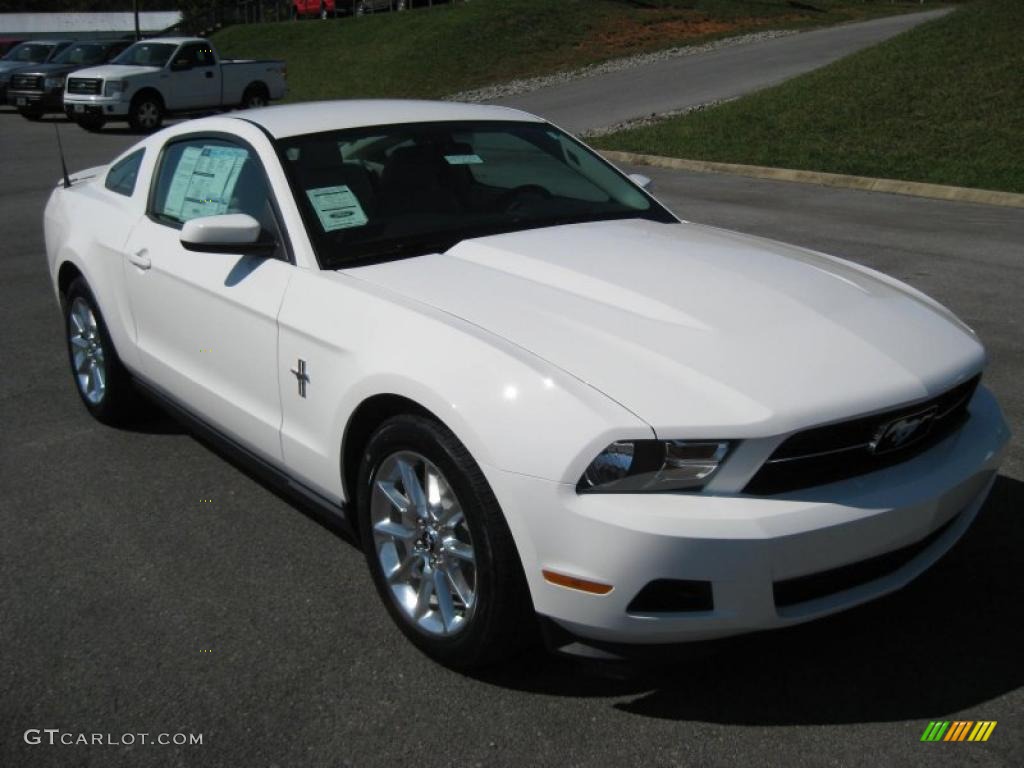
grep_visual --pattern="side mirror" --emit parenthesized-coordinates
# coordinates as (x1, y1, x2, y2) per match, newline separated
(628, 173, 653, 191)
(180, 214, 273, 254)
(170, 58, 192, 71)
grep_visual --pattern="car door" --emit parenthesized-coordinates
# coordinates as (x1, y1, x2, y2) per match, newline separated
(166, 43, 220, 110)
(123, 134, 292, 462)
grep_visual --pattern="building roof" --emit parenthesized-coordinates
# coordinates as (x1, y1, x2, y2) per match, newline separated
(0, 12, 182, 35)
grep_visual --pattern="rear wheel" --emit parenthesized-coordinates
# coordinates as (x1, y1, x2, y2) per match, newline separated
(64, 278, 141, 425)
(240, 84, 268, 110)
(128, 94, 163, 133)
(357, 415, 535, 668)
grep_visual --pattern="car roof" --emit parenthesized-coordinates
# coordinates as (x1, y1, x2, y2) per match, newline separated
(234, 99, 544, 139)
(132, 37, 203, 46)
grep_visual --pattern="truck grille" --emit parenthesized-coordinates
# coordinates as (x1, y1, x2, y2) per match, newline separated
(11, 74, 43, 92)
(744, 375, 981, 496)
(67, 77, 102, 95)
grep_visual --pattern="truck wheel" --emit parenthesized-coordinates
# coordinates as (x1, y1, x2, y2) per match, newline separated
(75, 115, 106, 132)
(18, 107, 43, 121)
(240, 84, 268, 110)
(129, 94, 163, 133)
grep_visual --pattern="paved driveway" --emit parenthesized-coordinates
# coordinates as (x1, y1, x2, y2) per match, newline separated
(491, 10, 950, 134)
(1, 113, 1020, 768)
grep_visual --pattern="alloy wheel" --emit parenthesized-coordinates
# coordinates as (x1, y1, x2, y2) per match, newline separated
(68, 297, 107, 405)
(370, 451, 478, 637)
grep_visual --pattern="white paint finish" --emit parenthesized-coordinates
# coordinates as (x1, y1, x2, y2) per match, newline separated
(124, 216, 292, 462)
(349, 218, 986, 438)
(276, 268, 650, 500)
(43, 102, 1011, 645)
(240, 99, 542, 139)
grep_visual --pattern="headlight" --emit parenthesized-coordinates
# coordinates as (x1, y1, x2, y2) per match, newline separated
(578, 440, 731, 493)
(103, 80, 125, 97)
(45, 75, 65, 89)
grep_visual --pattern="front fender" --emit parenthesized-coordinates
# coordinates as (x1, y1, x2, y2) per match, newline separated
(277, 269, 651, 503)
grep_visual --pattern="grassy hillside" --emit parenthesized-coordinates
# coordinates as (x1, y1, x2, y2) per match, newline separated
(213, 0, 944, 103)
(594, 0, 1023, 193)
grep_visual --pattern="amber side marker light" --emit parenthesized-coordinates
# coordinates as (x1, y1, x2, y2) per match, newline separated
(542, 570, 614, 595)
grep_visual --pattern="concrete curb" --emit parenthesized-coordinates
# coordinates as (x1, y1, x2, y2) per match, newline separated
(600, 150, 1024, 209)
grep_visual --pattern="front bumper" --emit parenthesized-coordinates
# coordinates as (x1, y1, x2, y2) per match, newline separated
(7, 88, 61, 111)
(486, 385, 1010, 645)
(63, 94, 130, 118)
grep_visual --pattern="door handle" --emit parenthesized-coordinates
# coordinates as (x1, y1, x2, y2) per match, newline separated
(205, 70, 214, 79)
(128, 249, 151, 270)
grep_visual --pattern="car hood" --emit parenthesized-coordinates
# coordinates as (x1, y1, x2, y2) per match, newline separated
(341, 219, 985, 436)
(10, 62, 78, 78)
(67, 64, 160, 80)
(0, 60, 42, 76)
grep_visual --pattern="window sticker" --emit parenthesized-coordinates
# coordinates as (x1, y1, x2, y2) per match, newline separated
(305, 185, 368, 232)
(444, 154, 484, 166)
(163, 145, 249, 221)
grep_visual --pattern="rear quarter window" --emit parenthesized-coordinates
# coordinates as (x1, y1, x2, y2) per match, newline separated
(105, 149, 145, 197)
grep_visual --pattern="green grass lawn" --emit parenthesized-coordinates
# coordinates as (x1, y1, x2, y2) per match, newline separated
(213, 0, 944, 103)
(593, 0, 1023, 193)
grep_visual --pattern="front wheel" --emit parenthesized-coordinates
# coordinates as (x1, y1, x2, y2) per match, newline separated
(128, 94, 163, 133)
(357, 415, 535, 668)
(74, 115, 105, 132)
(64, 277, 141, 425)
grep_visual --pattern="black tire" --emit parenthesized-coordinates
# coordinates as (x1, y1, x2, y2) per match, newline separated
(128, 93, 163, 133)
(240, 84, 269, 110)
(75, 115, 105, 132)
(64, 277, 142, 426)
(357, 414, 536, 668)
(18, 107, 43, 121)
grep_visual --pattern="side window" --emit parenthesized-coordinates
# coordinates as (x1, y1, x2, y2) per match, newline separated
(105, 149, 145, 197)
(150, 137, 286, 258)
(177, 43, 214, 69)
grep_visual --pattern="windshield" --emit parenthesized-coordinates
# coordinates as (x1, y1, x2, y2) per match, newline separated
(277, 120, 675, 268)
(113, 42, 176, 68)
(53, 43, 111, 66)
(3, 43, 55, 63)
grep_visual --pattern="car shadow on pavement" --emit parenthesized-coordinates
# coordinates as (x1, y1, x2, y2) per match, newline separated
(473, 474, 1023, 725)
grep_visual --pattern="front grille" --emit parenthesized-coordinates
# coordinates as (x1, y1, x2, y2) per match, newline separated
(11, 74, 43, 92)
(773, 512, 959, 609)
(67, 77, 102, 95)
(745, 375, 980, 496)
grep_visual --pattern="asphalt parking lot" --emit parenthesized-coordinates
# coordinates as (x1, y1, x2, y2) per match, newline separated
(1, 110, 1021, 768)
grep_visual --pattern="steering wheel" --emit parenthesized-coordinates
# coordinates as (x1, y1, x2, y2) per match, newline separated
(496, 184, 552, 213)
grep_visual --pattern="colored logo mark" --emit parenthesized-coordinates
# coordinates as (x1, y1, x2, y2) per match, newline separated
(921, 721, 997, 742)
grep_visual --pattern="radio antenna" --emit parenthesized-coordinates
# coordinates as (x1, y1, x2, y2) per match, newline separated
(54, 124, 71, 189)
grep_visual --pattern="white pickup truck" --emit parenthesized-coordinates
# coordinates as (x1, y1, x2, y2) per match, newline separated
(63, 37, 287, 133)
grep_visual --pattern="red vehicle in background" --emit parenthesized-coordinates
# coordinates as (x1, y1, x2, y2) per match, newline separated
(292, 0, 340, 18)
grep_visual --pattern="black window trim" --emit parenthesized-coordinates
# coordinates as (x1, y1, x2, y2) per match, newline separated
(146, 130, 295, 265)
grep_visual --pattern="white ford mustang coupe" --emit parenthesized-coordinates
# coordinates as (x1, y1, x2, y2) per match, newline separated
(44, 100, 1009, 666)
